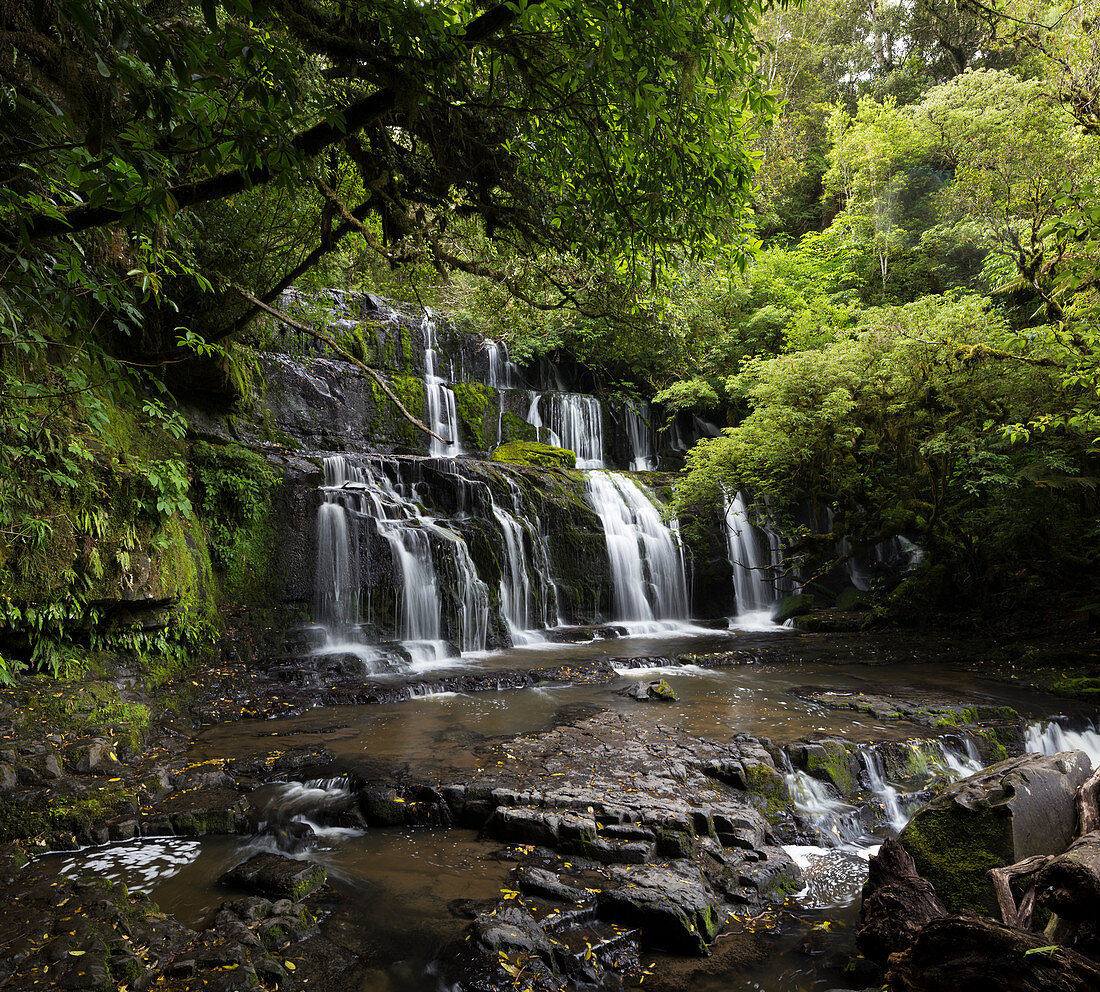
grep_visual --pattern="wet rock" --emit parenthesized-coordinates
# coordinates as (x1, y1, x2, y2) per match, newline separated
(262, 819, 317, 854)
(220, 853, 327, 901)
(597, 861, 723, 955)
(488, 807, 560, 846)
(899, 750, 1091, 915)
(619, 679, 677, 702)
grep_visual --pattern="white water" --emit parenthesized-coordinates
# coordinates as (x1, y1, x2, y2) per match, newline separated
(723, 490, 780, 615)
(526, 392, 605, 468)
(1026, 720, 1100, 767)
(484, 339, 519, 389)
(586, 472, 691, 624)
(626, 402, 656, 471)
(317, 455, 490, 664)
(861, 750, 908, 833)
(422, 310, 462, 458)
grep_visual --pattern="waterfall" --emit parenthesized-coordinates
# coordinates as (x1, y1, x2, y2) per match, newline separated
(586, 472, 690, 624)
(315, 501, 355, 632)
(422, 310, 461, 458)
(526, 392, 604, 468)
(723, 490, 780, 615)
(487, 480, 561, 643)
(861, 750, 908, 833)
(318, 455, 491, 665)
(626, 403, 656, 471)
(783, 766, 866, 848)
(1026, 720, 1100, 767)
(484, 339, 518, 389)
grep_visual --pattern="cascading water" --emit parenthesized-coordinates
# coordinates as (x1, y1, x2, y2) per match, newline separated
(625, 403, 656, 471)
(526, 392, 605, 468)
(484, 339, 519, 389)
(723, 490, 780, 617)
(422, 310, 462, 458)
(317, 455, 491, 665)
(861, 750, 908, 833)
(1026, 719, 1100, 767)
(586, 472, 690, 626)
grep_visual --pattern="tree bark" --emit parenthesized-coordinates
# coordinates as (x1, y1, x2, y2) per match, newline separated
(857, 837, 949, 968)
(888, 916, 1100, 992)
(1034, 831, 1100, 923)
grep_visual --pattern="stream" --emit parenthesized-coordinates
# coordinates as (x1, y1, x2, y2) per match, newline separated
(42, 625, 1100, 991)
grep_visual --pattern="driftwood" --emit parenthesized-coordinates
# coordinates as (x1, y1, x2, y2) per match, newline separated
(1035, 831, 1100, 923)
(888, 916, 1100, 992)
(857, 837, 949, 968)
(1076, 768, 1100, 835)
(988, 855, 1051, 929)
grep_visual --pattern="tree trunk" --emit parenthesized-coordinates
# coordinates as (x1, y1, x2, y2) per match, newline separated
(888, 916, 1100, 992)
(1035, 831, 1100, 922)
(858, 837, 948, 968)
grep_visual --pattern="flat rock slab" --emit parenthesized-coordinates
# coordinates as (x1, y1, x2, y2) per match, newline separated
(598, 861, 722, 955)
(220, 853, 327, 901)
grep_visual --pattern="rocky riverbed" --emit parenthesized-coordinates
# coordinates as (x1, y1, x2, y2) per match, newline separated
(1, 625, 1099, 992)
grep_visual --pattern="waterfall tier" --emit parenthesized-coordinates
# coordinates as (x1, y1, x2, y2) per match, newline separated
(586, 472, 691, 625)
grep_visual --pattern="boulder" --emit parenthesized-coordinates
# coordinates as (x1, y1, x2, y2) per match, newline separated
(898, 750, 1091, 915)
(220, 853, 327, 901)
(597, 861, 723, 955)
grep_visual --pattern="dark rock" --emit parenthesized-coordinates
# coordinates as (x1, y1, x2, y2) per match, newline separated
(220, 853, 327, 901)
(899, 750, 1091, 915)
(597, 861, 723, 955)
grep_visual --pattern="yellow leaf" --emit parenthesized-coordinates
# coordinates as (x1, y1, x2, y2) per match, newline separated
(68, 951, 85, 957)
(284, 962, 296, 971)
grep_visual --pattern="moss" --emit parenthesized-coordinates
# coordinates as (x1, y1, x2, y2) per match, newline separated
(452, 382, 497, 451)
(650, 678, 677, 701)
(1050, 676, 1100, 698)
(499, 412, 537, 444)
(400, 324, 417, 371)
(189, 440, 281, 605)
(389, 374, 428, 449)
(900, 803, 1014, 915)
(805, 741, 856, 794)
(12, 679, 152, 752)
(490, 441, 577, 469)
(742, 761, 790, 822)
(0, 784, 136, 844)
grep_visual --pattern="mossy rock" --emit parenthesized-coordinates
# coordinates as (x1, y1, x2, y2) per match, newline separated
(452, 381, 498, 451)
(650, 679, 677, 701)
(499, 412, 537, 445)
(899, 751, 1091, 915)
(489, 441, 577, 469)
(804, 740, 857, 794)
(773, 593, 814, 624)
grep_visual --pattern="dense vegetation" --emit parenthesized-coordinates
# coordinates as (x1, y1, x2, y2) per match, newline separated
(1, 0, 1098, 680)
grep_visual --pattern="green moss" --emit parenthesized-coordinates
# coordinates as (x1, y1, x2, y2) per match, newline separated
(742, 761, 790, 822)
(900, 803, 1014, 915)
(805, 741, 856, 794)
(189, 440, 281, 604)
(0, 783, 136, 844)
(490, 441, 577, 468)
(499, 412, 537, 444)
(452, 382, 497, 450)
(1050, 676, 1100, 698)
(650, 678, 677, 701)
(389, 374, 428, 449)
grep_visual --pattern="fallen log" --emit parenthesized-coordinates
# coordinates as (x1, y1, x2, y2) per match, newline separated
(888, 916, 1100, 992)
(1035, 830, 1100, 922)
(857, 837, 948, 968)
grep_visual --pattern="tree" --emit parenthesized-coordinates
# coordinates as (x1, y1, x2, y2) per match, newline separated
(1, 0, 779, 356)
